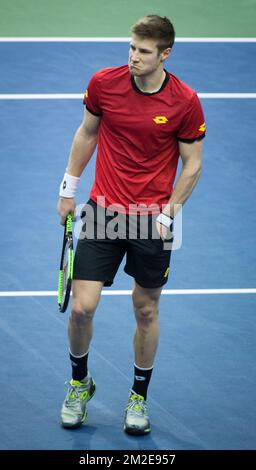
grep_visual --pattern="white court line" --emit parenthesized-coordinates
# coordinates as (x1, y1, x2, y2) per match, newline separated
(0, 94, 83, 100)
(0, 289, 255, 297)
(0, 37, 256, 42)
(0, 93, 256, 100)
(199, 93, 256, 99)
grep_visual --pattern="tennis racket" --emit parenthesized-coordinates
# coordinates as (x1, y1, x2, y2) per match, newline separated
(58, 213, 74, 313)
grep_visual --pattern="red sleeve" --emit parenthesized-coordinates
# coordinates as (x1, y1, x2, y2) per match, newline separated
(178, 93, 206, 142)
(83, 72, 102, 116)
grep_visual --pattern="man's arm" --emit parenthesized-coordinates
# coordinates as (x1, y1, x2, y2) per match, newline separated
(57, 109, 101, 224)
(157, 139, 203, 238)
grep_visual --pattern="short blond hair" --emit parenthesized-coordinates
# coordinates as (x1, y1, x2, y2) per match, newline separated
(131, 15, 175, 52)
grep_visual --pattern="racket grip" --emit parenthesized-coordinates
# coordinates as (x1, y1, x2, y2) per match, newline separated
(66, 213, 73, 234)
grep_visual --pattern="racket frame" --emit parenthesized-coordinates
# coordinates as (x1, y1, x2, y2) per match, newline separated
(58, 213, 74, 312)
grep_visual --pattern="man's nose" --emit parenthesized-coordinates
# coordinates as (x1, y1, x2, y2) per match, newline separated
(131, 50, 139, 62)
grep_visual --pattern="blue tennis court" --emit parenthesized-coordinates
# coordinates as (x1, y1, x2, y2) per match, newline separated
(0, 39, 256, 450)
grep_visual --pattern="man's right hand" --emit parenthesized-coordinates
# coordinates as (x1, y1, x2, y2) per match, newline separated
(57, 197, 76, 225)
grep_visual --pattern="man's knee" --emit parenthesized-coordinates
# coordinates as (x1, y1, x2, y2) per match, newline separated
(132, 286, 160, 325)
(70, 298, 96, 324)
(132, 284, 161, 322)
(70, 280, 102, 325)
(134, 303, 158, 325)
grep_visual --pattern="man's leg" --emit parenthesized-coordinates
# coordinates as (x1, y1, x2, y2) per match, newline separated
(61, 279, 103, 429)
(69, 279, 103, 357)
(124, 281, 162, 435)
(132, 281, 162, 370)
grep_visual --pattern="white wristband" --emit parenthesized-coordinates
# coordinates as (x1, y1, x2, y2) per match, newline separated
(59, 172, 80, 198)
(156, 213, 173, 229)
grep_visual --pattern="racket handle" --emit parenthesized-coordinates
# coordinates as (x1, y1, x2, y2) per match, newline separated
(65, 213, 73, 235)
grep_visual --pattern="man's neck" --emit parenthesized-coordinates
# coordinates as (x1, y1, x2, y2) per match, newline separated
(134, 68, 166, 93)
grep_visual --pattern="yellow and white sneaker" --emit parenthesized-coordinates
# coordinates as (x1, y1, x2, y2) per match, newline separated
(124, 393, 151, 435)
(61, 376, 96, 428)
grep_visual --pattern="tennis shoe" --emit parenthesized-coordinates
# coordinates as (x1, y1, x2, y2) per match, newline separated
(124, 392, 151, 435)
(61, 376, 96, 428)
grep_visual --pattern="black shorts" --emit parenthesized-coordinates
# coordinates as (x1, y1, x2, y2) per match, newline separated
(73, 200, 172, 288)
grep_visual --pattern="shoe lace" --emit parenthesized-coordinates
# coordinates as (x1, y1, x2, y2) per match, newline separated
(65, 382, 80, 401)
(126, 394, 147, 416)
(64, 381, 89, 408)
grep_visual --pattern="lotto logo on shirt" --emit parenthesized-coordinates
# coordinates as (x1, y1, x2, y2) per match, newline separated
(83, 89, 89, 105)
(199, 122, 206, 132)
(153, 116, 168, 124)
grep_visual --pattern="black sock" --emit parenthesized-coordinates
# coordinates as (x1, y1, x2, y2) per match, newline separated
(69, 350, 89, 381)
(132, 364, 153, 400)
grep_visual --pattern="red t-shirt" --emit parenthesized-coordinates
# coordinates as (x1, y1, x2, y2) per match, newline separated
(84, 65, 205, 214)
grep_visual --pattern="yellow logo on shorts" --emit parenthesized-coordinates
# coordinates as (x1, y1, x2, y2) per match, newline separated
(84, 89, 88, 99)
(164, 267, 170, 278)
(153, 116, 168, 124)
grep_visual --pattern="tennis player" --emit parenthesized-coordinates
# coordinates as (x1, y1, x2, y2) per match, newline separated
(57, 15, 205, 435)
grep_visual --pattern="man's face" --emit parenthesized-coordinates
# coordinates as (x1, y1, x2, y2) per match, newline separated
(128, 34, 170, 77)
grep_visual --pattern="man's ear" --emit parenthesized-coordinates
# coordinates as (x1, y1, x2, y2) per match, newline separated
(160, 47, 172, 62)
